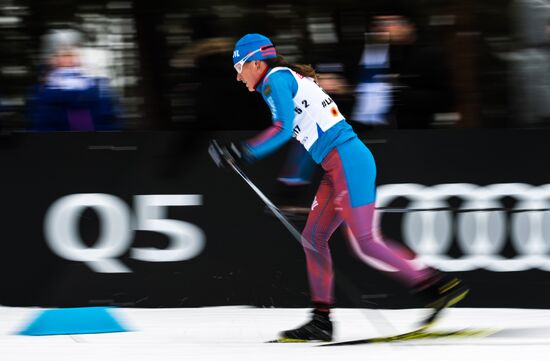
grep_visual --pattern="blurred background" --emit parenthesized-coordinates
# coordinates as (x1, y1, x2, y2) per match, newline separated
(0, 0, 549, 131)
(0, 0, 550, 312)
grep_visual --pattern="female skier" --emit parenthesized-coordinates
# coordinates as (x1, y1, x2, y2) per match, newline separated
(223, 33, 467, 342)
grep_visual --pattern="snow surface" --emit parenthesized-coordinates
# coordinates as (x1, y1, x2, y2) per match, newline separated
(1, 306, 550, 361)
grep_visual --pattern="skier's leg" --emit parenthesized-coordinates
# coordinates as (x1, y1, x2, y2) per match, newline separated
(279, 173, 342, 341)
(332, 139, 468, 325)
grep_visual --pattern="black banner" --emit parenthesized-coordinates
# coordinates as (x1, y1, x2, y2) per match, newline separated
(0, 130, 549, 309)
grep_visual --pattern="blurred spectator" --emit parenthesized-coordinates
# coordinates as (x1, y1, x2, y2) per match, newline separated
(352, 14, 454, 128)
(350, 32, 392, 126)
(27, 29, 121, 131)
(508, 0, 550, 127)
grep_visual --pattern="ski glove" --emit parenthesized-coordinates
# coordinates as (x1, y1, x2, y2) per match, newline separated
(209, 140, 253, 169)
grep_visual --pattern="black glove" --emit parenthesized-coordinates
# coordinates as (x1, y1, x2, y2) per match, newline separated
(226, 142, 246, 164)
(208, 140, 252, 169)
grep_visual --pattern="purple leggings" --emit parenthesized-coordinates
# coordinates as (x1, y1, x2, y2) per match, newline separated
(301, 148, 432, 306)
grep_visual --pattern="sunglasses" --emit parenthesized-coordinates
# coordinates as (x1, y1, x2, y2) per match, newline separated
(234, 48, 262, 74)
(233, 45, 276, 74)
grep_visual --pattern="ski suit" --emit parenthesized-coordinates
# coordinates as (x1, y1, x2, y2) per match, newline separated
(244, 67, 431, 306)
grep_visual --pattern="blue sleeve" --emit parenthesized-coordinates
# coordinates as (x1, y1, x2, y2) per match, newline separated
(243, 70, 298, 160)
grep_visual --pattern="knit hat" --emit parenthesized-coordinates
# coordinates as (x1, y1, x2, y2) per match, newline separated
(232, 33, 277, 65)
(42, 29, 83, 58)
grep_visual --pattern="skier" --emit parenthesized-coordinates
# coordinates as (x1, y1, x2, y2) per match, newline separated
(221, 33, 468, 342)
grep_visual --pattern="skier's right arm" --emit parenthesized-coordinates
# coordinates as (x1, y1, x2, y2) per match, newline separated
(242, 70, 297, 162)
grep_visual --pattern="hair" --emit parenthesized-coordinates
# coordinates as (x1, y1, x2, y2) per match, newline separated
(264, 55, 318, 82)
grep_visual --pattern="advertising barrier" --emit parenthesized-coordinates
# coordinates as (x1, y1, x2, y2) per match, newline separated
(0, 130, 549, 308)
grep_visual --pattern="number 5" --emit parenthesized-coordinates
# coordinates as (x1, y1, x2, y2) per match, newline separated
(132, 195, 205, 262)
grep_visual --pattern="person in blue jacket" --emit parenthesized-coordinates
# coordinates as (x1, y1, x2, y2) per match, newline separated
(27, 29, 121, 131)
(225, 34, 468, 342)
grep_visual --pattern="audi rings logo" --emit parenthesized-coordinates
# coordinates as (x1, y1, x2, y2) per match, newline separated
(376, 183, 550, 272)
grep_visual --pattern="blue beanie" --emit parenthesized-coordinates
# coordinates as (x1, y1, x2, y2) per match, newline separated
(232, 33, 277, 65)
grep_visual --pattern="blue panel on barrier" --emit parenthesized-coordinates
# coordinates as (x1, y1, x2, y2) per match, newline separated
(18, 307, 129, 336)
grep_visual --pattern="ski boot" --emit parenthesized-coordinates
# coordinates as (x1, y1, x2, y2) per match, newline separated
(279, 309, 333, 342)
(414, 275, 469, 328)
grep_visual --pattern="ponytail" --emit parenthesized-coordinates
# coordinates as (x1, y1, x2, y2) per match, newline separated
(264, 55, 318, 82)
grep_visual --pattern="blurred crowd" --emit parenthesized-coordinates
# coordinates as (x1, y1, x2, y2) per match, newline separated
(0, 0, 549, 131)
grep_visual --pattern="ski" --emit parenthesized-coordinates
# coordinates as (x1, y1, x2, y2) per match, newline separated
(318, 327, 495, 347)
(266, 338, 314, 343)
